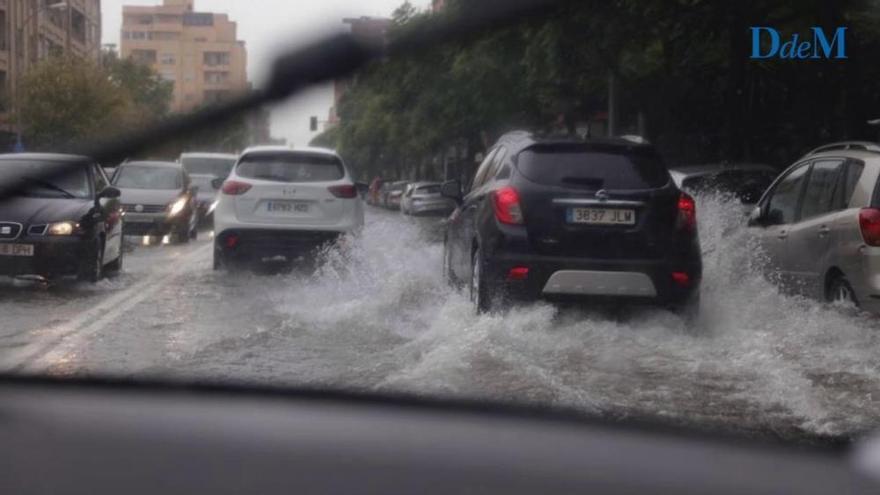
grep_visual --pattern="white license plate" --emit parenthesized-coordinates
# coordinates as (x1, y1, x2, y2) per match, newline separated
(0, 243, 34, 257)
(266, 201, 309, 214)
(567, 208, 636, 225)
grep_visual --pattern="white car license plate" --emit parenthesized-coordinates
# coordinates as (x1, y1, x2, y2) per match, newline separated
(0, 243, 34, 257)
(267, 201, 309, 214)
(567, 208, 636, 225)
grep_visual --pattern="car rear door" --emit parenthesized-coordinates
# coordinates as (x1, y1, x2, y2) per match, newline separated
(753, 162, 810, 288)
(232, 152, 351, 227)
(785, 159, 845, 296)
(512, 143, 678, 260)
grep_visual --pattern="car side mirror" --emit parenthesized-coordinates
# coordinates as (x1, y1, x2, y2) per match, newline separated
(441, 180, 463, 204)
(211, 177, 225, 189)
(98, 186, 121, 200)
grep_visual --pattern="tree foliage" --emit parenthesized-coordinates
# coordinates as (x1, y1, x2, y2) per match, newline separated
(335, 0, 880, 181)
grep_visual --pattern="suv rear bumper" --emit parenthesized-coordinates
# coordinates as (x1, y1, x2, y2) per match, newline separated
(484, 252, 701, 306)
(215, 228, 343, 263)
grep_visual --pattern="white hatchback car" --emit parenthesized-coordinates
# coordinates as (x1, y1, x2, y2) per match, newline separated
(212, 146, 364, 269)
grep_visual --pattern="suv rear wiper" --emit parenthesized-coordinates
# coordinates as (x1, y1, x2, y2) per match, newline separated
(22, 177, 77, 199)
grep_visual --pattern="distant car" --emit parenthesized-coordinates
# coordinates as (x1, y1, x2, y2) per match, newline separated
(368, 178, 385, 206)
(748, 146, 880, 312)
(384, 181, 408, 210)
(113, 161, 199, 243)
(179, 152, 238, 223)
(401, 182, 455, 216)
(670, 163, 778, 207)
(442, 132, 702, 315)
(212, 146, 365, 270)
(0, 153, 123, 282)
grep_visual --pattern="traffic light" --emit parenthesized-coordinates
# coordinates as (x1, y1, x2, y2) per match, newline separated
(310, 116, 318, 132)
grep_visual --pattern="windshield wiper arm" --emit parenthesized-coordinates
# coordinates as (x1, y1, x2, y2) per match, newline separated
(22, 178, 77, 198)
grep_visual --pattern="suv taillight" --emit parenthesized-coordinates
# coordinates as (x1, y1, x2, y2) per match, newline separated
(492, 186, 524, 225)
(676, 192, 697, 233)
(328, 185, 358, 198)
(859, 208, 880, 246)
(221, 181, 252, 196)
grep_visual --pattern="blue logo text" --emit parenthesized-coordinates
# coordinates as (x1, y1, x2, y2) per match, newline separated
(750, 27, 847, 60)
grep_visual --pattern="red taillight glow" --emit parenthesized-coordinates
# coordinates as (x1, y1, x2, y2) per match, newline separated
(328, 184, 358, 199)
(677, 192, 697, 233)
(859, 208, 880, 247)
(225, 234, 239, 249)
(507, 267, 529, 281)
(492, 187, 524, 225)
(672, 271, 691, 287)
(221, 181, 252, 196)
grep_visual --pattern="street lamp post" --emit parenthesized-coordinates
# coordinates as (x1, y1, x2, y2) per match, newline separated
(12, 1, 69, 146)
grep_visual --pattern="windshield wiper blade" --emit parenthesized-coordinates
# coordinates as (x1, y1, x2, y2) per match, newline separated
(22, 178, 76, 199)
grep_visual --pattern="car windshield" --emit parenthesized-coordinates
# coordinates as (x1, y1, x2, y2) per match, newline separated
(0, 160, 92, 199)
(181, 157, 236, 177)
(236, 153, 344, 182)
(115, 165, 182, 190)
(4, 0, 880, 451)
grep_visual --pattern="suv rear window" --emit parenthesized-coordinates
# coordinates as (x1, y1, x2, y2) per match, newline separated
(515, 144, 670, 190)
(236, 153, 344, 183)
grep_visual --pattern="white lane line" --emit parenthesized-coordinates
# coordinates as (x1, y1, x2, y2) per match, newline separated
(1, 243, 212, 373)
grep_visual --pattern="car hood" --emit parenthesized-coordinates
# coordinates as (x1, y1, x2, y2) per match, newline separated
(118, 188, 182, 206)
(0, 197, 93, 226)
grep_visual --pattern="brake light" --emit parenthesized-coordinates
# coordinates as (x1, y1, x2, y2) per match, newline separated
(507, 267, 529, 281)
(676, 192, 697, 233)
(859, 208, 880, 246)
(492, 187, 524, 225)
(328, 184, 358, 198)
(221, 181, 252, 196)
(672, 271, 691, 287)
(225, 234, 239, 249)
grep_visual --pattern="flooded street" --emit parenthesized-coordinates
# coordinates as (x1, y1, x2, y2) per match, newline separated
(1, 197, 879, 443)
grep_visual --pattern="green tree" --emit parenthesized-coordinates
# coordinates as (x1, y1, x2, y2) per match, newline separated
(103, 50, 174, 119)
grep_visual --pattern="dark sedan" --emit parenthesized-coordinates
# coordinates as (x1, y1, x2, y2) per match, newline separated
(0, 154, 124, 282)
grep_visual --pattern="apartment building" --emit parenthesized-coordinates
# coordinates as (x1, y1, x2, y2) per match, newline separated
(327, 16, 390, 128)
(120, 0, 248, 113)
(0, 0, 103, 136)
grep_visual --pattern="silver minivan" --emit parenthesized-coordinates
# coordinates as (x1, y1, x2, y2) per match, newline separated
(748, 144, 880, 312)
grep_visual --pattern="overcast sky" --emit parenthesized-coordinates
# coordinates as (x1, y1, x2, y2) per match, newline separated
(102, 0, 430, 147)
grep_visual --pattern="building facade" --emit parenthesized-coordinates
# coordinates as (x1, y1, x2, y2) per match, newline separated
(0, 0, 103, 136)
(120, 0, 248, 113)
(327, 16, 391, 128)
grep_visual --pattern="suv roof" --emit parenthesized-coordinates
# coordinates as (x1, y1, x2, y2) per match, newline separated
(494, 131, 656, 156)
(240, 145, 339, 158)
(180, 152, 238, 159)
(804, 141, 880, 157)
(122, 161, 182, 170)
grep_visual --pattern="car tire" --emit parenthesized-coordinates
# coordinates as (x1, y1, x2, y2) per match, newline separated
(173, 222, 191, 245)
(105, 241, 124, 276)
(213, 252, 223, 271)
(470, 247, 493, 314)
(78, 239, 104, 283)
(827, 274, 858, 307)
(190, 225, 199, 241)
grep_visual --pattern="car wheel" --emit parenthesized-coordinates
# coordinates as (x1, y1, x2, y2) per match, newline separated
(470, 247, 492, 314)
(827, 274, 858, 307)
(213, 252, 223, 271)
(78, 239, 104, 283)
(105, 241, 124, 276)
(174, 222, 191, 244)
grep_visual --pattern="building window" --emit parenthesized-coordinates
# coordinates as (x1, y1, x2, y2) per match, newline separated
(137, 15, 153, 25)
(0, 10, 7, 52)
(155, 14, 182, 24)
(71, 9, 87, 44)
(0, 70, 7, 112)
(132, 31, 147, 40)
(204, 90, 231, 104)
(122, 31, 131, 40)
(203, 52, 230, 66)
(160, 53, 176, 65)
(131, 49, 157, 64)
(204, 71, 229, 84)
(151, 31, 180, 41)
(160, 71, 176, 82)
(183, 13, 214, 26)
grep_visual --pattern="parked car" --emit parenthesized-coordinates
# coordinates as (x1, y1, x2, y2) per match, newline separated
(670, 163, 778, 207)
(748, 143, 880, 311)
(441, 132, 702, 315)
(0, 153, 123, 282)
(368, 178, 385, 206)
(212, 146, 365, 270)
(384, 181, 408, 210)
(113, 161, 199, 243)
(179, 152, 238, 224)
(401, 182, 456, 216)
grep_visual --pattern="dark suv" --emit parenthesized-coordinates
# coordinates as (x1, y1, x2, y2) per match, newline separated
(441, 132, 702, 315)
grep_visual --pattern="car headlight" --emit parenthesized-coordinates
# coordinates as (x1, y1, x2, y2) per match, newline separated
(168, 197, 188, 217)
(47, 221, 78, 236)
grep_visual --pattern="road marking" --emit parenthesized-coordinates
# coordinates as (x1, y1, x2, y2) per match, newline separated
(1, 243, 212, 373)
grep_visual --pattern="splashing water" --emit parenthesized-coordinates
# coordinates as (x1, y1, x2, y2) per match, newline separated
(198, 198, 880, 440)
